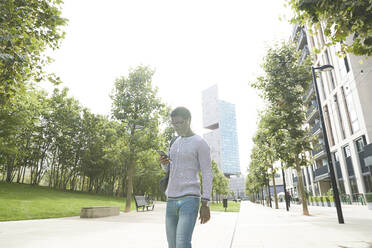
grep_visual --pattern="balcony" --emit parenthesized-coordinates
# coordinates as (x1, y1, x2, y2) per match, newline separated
(306, 102, 318, 121)
(303, 85, 314, 102)
(291, 23, 300, 41)
(299, 45, 310, 65)
(297, 30, 307, 51)
(312, 144, 325, 157)
(314, 165, 330, 181)
(311, 122, 321, 135)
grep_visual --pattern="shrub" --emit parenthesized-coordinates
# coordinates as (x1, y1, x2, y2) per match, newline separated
(327, 188, 334, 196)
(366, 193, 372, 203)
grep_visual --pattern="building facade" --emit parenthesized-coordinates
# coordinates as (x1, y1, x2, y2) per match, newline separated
(202, 85, 241, 175)
(286, 23, 372, 202)
(202, 85, 245, 198)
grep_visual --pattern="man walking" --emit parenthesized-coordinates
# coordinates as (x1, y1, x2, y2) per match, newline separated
(160, 106, 213, 248)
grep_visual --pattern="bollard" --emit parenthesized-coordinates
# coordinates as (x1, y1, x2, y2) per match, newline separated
(223, 199, 228, 211)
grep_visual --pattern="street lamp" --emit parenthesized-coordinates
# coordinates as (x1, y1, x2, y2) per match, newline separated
(312, 65, 344, 224)
(281, 162, 289, 211)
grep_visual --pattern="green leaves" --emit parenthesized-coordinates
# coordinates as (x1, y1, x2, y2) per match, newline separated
(0, 0, 67, 104)
(287, 0, 372, 56)
(111, 65, 170, 209)
(248, 42, 313, 202)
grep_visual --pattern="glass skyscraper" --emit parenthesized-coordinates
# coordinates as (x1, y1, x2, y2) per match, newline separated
(202, 85, 241, 176)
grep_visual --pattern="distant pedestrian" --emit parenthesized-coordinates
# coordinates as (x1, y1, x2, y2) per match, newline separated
(286, 192, 292, 207)
(159, 107, 213, 248)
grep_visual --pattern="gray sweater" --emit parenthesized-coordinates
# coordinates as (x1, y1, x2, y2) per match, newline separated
(162, 135, 213, 201)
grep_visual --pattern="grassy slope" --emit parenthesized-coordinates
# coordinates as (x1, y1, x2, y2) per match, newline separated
(0, 182, 134, 221)
(0, 182, 240, 221)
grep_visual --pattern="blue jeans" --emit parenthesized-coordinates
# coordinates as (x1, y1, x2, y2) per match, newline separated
(166, 196, 200, 248)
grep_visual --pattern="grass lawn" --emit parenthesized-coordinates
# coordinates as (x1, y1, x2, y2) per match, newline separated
(0, 182, 240, 221)
(210, 201, 240, 212)
(0, 182, 136, 221)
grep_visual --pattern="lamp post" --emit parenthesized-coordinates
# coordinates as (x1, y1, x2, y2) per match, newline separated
(312, 65, 344, 224)
(281, 162, 289, 211)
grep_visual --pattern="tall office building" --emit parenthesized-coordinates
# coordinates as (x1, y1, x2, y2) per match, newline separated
(202, 85, 241, 176)
(286, 23, 372, 201)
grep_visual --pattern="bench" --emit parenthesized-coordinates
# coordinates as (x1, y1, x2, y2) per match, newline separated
(134, 195, 154, 212)
(80, 206, 120, 218)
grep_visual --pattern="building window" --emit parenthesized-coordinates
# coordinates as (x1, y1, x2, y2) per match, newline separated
(355, 137, 365, 152)
(318, 26, 326, 47)
(324, 50, 335, 89)
(323, 105, 335, 146)
(344, 145, 351, 158)
(334, 151, 339, 162)
(338, 179, 346, 194)
(314, 184, 320, 196)
(334, 94, 346, 139)
(341, 85, 360, 134)
(364, 175, 372, 193)
(344, 56, 350, 73)
(349, 178, 359, 195)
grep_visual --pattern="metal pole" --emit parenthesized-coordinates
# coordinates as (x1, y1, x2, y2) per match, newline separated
(281, 162, 289, 211)
(312, 66, 344, 224)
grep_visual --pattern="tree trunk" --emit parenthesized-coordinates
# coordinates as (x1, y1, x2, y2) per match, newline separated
(21, 165, 26, 184)
(6, 155, 16, 183)
(16, 166, 22, 183)
(81, 175, 86, 192)
(272, 172, 279, 209)
(295, 163, 309, 216)
(125, 157, 134, 212)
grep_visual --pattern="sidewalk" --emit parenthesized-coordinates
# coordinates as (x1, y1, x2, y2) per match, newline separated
(232, 201, 372, 248)
(0, 201, 238, 248)
(1, 201, 371, 248)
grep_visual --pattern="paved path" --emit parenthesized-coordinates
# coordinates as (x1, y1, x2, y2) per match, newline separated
(1, 201, 372, 248)
(0, 202, 237, 248)
(232, 201, 372, 248)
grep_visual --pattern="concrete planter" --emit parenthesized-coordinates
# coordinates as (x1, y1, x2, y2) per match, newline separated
(330, 202, 335, 207)
(366, 193, 372, 210)
(368, 203, 372, 210)
(365, 192, 372, 210)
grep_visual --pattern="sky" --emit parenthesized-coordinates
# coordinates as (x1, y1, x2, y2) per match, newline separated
(44, 0, 294, 175)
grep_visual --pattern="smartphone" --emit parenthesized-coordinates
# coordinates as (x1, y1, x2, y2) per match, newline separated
(157, 150, 168, 158)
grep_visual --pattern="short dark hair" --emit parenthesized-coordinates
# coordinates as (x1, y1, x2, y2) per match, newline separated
(170, 106, 191, 120)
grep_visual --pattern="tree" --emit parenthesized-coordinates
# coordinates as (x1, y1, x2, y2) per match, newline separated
(253, 111, 282, 209)
(287, 0, 372, 56)
(46, 88, 83, 190)
(211, 161, 229, 202)
(252, 42, 313, 215)
(246, 146, 270, 205)
(111, 65, 165, 212)
(0, 0, 67, 105)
